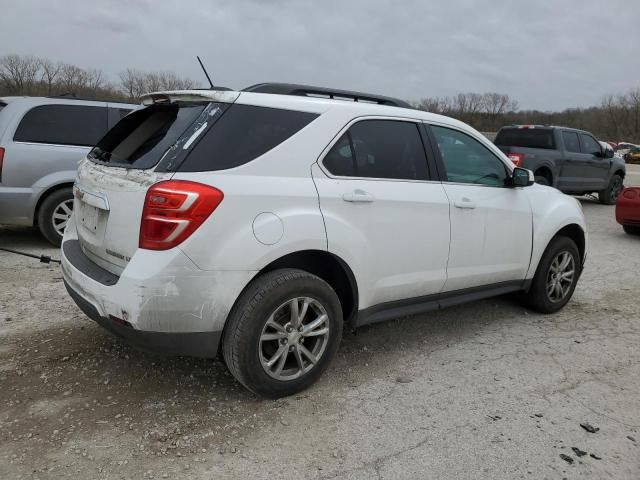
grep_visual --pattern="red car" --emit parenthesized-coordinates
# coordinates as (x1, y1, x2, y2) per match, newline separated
(616, 186, 640, 235)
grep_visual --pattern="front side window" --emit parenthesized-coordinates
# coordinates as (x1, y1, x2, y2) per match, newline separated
(580, 133, 601, 156)
(562, 131, 581, 153)
(322, 120, 429, 180)
(431, 125, 508, 187)
(14, 104, 107, 146)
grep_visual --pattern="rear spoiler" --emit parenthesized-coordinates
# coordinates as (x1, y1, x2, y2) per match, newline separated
(140, 90, 240, 106)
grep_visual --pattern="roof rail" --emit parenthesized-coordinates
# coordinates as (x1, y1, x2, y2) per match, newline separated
(47, 94, 137, 105)
(242, 83, 413, 109)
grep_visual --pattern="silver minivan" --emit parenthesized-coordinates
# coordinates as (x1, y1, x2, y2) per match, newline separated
(0, 96, 137, 244)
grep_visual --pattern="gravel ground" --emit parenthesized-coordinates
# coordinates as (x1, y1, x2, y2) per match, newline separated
(1, 169, 639, 479)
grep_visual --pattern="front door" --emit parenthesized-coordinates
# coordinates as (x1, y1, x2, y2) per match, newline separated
(579, 132, 609, 191)
(428, 124, 533, 291)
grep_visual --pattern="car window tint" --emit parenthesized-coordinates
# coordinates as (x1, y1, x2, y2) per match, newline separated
(580, 133, 601, 155)
(107, 107, 134, 129)
(431, 125, 508, 187)
(494, 128, 555, 149)
(323, 133, 355, 176)
(178, 104, 318, 172)
(323, 120, 429, 180)
(14, 104, 107, 146)
(562, 131, 581, 153)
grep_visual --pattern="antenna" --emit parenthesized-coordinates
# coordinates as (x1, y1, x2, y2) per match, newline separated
(197, 56, 214, 90)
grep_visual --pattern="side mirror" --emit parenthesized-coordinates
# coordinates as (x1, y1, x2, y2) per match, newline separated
(605, 148, 614, 158)
(594, 150, 604, 158)
(512, 167, 534, 187)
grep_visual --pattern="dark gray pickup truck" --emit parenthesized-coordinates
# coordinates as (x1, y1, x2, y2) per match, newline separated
(494, 125, 626, 204)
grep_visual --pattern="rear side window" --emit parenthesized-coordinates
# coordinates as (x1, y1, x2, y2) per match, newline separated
(322, 120, 429, 180)
(494, 128, 555, 149)
(89, 103, 213, 169)
(14, 104, 107, 146)
(562, 131, 581, 153)
(580, 133, 601, 155)
(178, 104, 318, 172)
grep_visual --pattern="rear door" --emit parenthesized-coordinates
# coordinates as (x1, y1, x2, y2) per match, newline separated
(312, 118, 451, 310)
(557, 130, 585, 191)
(428, 124, 532, 291)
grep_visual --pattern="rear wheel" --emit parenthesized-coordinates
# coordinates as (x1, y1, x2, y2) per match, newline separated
(523, 236, 581, 314)
(37, 188, 73, 246)
(222, 269, 343, 398)
(599, 174, 623, 205)
(623, 225, 640, 235)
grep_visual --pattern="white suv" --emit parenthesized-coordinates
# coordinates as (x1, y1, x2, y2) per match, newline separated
(61, 84, 587, 397)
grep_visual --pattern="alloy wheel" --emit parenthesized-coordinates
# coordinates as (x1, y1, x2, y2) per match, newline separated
(52, 199, 74, 236)
(546, 251, 576, 303)
(610, 178, 623, 202)
(259, 297, 330, 381)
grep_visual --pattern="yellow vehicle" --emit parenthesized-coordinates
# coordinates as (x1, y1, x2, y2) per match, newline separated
(623, 147, 640, 164)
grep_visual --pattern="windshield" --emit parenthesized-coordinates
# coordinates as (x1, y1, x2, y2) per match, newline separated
(495, 128, 556, 149)
(88, 102, 223, 169)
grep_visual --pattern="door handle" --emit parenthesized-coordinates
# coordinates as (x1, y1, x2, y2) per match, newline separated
(342, 190, 375, 203)
(454, 197, 476, 209)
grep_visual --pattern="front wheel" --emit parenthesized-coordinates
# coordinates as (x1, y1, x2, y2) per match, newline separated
(523, 236, 581, 314)
(222, 269, 343, 398)
(599, 174, 623, 205)
(534, 175, 550, 186)
(37, 187, 74, 246)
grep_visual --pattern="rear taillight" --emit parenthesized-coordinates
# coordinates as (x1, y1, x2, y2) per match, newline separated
(139, 180, 223, 250)
(0, 147, 4, 182)
(507, 152, 524, 166)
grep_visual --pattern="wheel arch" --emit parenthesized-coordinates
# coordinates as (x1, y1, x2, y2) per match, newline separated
(257, 250, 359, 324)
(552, 223, 586, 263)
(34, 182, 74, 226)
(534, 166, 554, 185)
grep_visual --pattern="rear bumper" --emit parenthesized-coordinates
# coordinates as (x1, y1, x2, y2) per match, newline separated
(64, 280, 221, 357)
(61, 215, 256, 357)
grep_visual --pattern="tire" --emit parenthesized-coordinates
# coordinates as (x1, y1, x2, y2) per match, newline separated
(623, 225, 640, 235)
(37, 187, 74, 246)
(534, 175, 550, 186)
(599, 174, 623, 205)
(222, 268, 343, 398)
(523, 236, 581, 314)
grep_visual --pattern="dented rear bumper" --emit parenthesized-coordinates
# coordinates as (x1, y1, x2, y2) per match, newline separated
(60, 215, 256, 357)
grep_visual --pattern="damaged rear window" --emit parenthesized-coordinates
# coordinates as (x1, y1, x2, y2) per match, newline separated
(88, 102, 226, 170)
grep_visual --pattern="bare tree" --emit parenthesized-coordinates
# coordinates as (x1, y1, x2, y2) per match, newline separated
(39, 58, 63, 96)
(57, 64, 88, 95)
(86, 68, 106, 94)
(0, 54, 41, 94)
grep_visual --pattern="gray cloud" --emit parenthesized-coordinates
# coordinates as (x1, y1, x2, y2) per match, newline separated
(1, 0, 639, 110)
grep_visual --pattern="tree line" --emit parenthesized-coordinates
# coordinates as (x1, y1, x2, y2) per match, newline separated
(2, 54, 639, 143)
(0, 54, 195, 102)
(416, 90, 640, 143)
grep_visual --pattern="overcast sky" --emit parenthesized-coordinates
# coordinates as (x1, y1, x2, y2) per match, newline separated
(2, 0, 639, 110)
